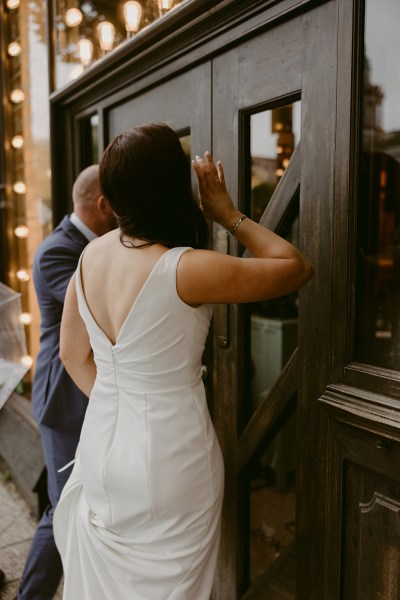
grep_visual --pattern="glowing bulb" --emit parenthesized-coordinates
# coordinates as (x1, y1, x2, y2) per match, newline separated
(65, 8, 83, 27)
(21, 355, 33, 368)
(282, 158, 290, 168)
(276, 168, 284, 177)
(20, 312, 32, 325)
(16, 269, 30, 282)
(276, 146, 283, 154)
(124, 1, 142, 33)
(77, 38, 93, 66)
(13, 181, 26, 194)
(10, 88, 24, 103)
(6, 0, 20, 9)
(158, 0, 174, 12)
(11, 135, 24, 149)
(14, 225, 29, 238)
(7, 42, 22, 57)
(97, 21, 115, 52)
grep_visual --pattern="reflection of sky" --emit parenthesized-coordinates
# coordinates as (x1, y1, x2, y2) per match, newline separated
(251, 102, 301, 159)
(366, 0, 400, 133)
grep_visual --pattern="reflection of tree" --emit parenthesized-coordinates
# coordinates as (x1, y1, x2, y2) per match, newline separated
(357, 52, 400, 368)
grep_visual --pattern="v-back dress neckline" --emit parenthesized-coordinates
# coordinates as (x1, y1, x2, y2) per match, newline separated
(76, 247, 175, 348)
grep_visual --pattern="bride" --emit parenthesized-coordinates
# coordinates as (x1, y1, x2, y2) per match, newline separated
(54, 123, 312, 599)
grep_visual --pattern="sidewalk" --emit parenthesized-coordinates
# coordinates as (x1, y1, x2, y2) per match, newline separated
(0, 471, 63, 599)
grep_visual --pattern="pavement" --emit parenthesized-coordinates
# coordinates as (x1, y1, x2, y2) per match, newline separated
(0, 471, 63, 599)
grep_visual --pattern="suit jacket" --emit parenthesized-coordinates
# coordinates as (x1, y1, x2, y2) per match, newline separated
(32, 215, 89, 432)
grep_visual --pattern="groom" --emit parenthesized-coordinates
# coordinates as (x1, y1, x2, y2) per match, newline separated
(18, 165, 116, 599)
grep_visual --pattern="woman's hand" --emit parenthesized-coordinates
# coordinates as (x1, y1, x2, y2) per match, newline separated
(192, 152, 242, 229)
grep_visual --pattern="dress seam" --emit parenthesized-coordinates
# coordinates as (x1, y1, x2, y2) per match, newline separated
(145, 392, 157, 524)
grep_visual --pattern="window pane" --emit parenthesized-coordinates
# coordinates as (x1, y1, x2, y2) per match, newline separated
(356, 0, 400, 368)
(244, 101, 300, 586)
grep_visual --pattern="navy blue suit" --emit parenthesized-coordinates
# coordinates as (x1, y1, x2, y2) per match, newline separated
(19, 216, 89, 599)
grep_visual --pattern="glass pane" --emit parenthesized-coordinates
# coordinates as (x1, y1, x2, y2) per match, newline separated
(245, 101, 301, 586)
(249, 410, 296, 583)
(249, 101, 301, 418)
(356, 0, 400, 369)
(53, 1, 188, 90)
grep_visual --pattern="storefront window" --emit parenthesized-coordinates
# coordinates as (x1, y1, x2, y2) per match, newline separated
(356, 0, 400, 369)
(53, 1, 188, 90)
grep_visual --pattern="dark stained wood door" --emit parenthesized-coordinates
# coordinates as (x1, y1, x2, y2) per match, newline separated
(210, 3, 342, 598)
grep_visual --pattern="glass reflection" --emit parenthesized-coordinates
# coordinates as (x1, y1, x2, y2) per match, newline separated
(249, 101, 300, 413)
(356, 0, 400, 369)
(53, 1, 187, 90)
(249, 419, 296, 582)
(246, 101, 300, 583)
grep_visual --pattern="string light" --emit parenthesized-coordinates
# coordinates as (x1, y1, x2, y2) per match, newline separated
(158, 0, 174, 12)
(20, 313, 32, 326)
(123, 1, 142, 35)
(16, 269, 30, 282)
(6, 0, 20, 9)
(11, 135, 24, 149)
(77, 38, 93, 66)
(97, 21, 115, 52)
(65, 8, 83, 27)
(7, 41, 22, 57)
(13, 181, 26, 194)
(14, 225, 29, 238)
(10, 88, 24, 103)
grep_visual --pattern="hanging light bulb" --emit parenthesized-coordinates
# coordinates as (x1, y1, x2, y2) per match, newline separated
(16, 269, 30, 282)
(97, 21, 115, 53)
(7, 42, 22, 57)
(77, 38, 93, 66)
(158, 0, 174, 14)
(14, 225, 29, 238)
(6, 0, 20, 9)
(123, 1, 142, 35)
(20, 312, 32, 325)
(11, 135, 24, 149)
(65, 7, 83, 27)
(13, 181, 26, 194)
(10, 88, 24, 103)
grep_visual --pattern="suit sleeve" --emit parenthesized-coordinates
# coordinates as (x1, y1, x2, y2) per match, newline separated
(39, 244, 81, 304)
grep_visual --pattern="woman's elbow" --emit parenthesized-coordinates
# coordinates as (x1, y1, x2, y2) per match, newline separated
(297, 259, 313, 288)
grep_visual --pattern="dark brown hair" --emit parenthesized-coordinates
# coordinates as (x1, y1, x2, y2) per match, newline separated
(99, 123, 208, 249)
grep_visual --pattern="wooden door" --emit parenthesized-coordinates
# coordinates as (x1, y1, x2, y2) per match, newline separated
(210, 4, 341, 598)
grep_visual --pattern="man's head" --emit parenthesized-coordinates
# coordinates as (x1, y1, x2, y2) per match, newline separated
(73, 164, 116, 236)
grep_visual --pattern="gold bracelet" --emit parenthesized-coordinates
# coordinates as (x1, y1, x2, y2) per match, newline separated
(229, 215, 247, 236)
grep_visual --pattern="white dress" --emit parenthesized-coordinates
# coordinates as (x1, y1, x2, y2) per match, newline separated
(53, 246, 224, 600)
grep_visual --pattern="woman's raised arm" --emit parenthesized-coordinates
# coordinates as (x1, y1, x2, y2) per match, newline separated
(176, 152, 313, 306)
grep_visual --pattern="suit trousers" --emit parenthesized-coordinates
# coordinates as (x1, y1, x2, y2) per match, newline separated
(18, 424, 80, 600)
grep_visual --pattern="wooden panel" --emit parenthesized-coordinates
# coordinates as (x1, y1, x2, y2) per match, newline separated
(321, 386, 400, 600)
(342, 461, 400, 600)
(296, 2, 339, 598)
(107, 63, 211, 150)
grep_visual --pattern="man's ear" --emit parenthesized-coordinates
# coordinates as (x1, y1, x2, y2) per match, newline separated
(97, 194, 108, 213)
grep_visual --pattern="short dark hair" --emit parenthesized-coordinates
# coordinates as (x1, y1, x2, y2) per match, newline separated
(99, 123, 208, 249)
